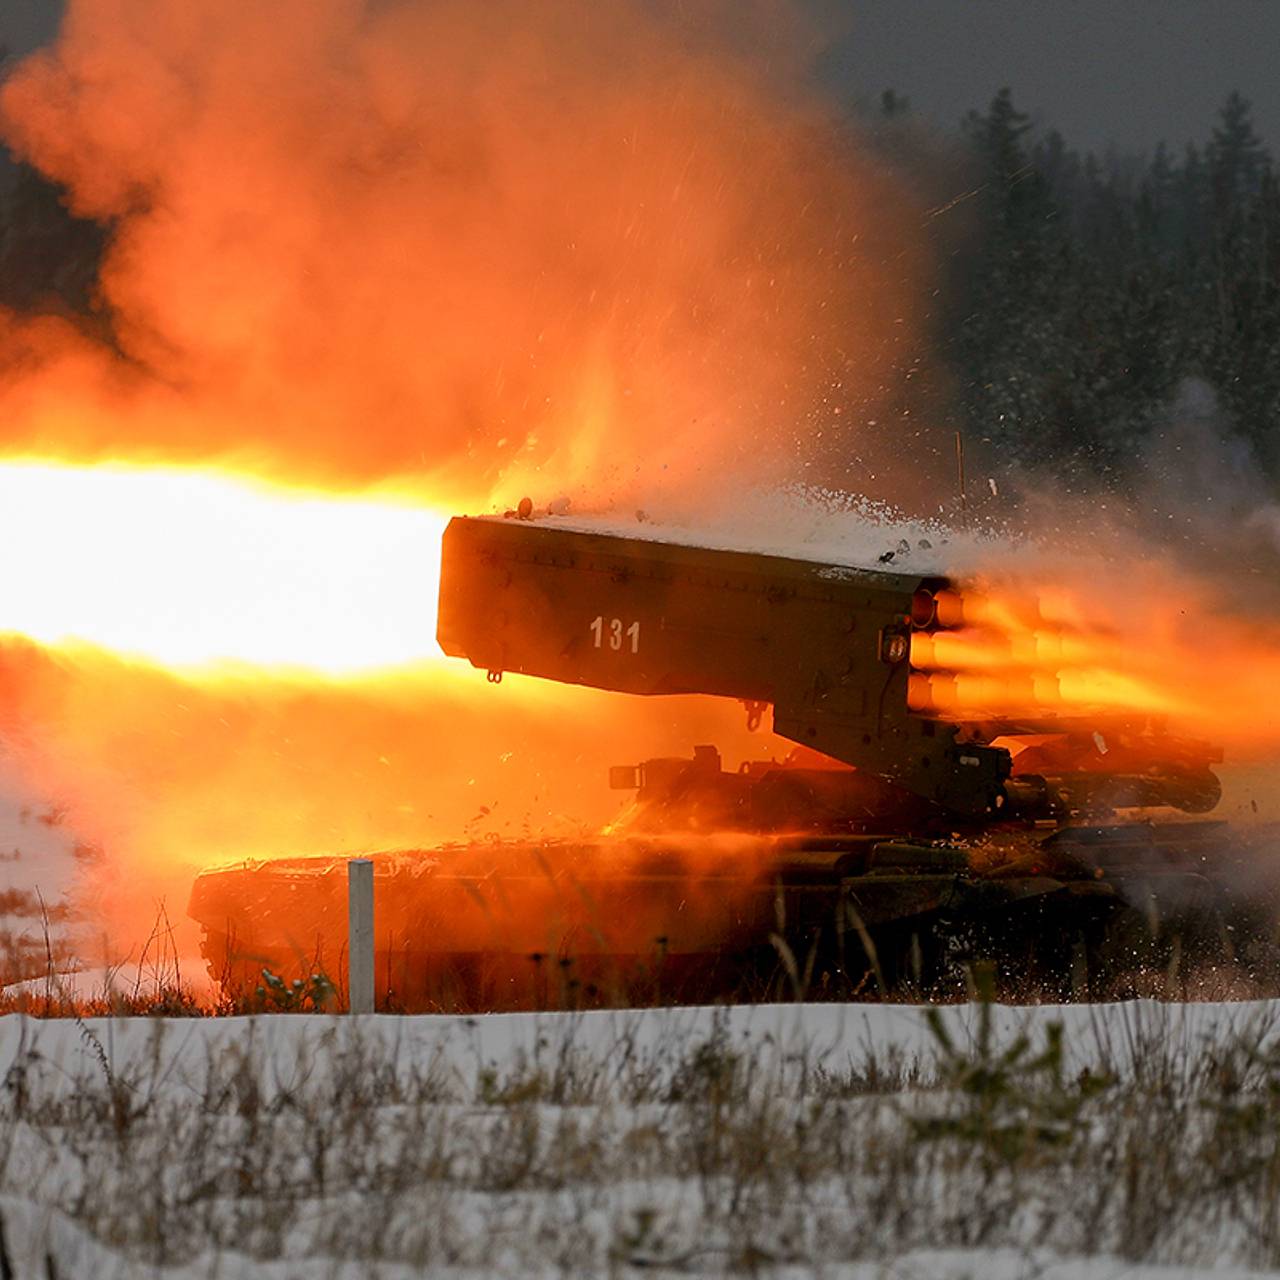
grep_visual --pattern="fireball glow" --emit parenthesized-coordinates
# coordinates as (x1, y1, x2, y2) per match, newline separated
(0, 462, 448, 672)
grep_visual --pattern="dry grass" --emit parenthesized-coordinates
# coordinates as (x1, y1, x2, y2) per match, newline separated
(0, 997, 1276, 1275)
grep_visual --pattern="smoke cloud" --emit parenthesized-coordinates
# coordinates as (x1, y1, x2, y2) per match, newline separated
(0, 0, 923, 511)
(0, 0, 934, 968)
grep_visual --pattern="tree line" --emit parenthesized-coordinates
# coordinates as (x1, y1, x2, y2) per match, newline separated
(876, 87, 1280, 487)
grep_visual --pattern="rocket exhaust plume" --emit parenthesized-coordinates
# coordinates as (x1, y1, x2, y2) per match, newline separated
(0, 462, 446, 672)
(0, 0, 922, 969)
(907, 567, 1280, 761)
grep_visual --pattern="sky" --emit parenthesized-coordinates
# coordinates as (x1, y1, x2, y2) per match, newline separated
(0, 1, 1277, 155)
(818, 1, 1280, 154)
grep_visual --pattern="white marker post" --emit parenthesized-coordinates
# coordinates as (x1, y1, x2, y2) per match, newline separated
(347, 858, 375, 1014)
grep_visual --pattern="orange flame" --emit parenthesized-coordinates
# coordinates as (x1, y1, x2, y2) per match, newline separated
(909, 574, 1280, 754)
(0, 461, 448, 672)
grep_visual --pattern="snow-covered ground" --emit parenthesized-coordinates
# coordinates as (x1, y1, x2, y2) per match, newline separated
(2, 999, 1280, 1277)
(523, 485, 977, 576)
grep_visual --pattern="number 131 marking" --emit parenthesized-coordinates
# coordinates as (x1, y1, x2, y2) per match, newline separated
(590, 616, 641, 653)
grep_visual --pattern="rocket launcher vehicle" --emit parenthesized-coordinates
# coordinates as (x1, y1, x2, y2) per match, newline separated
(188, 514, 1275, 1009)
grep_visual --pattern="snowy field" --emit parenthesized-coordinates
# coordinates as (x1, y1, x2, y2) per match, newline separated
(2, 1000, 1280, 1278)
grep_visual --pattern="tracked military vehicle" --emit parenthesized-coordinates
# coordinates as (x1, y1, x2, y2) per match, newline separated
(189, 515, 1280, 1008)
